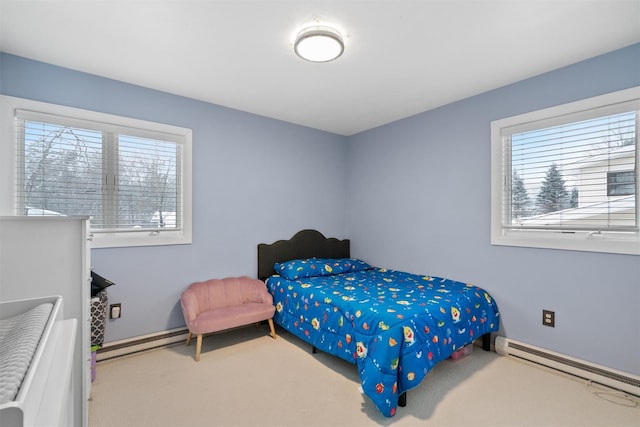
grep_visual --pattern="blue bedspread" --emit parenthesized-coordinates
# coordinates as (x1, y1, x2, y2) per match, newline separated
(266, 260, 500, 417)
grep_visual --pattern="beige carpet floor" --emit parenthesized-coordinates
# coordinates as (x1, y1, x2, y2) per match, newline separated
(89, 325, 639, 427)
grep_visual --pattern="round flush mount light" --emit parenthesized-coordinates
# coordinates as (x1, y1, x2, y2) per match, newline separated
(294, 25, 344, 63)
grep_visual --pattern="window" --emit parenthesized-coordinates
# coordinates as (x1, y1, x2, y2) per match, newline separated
(1, 96, 192, 248)
(607, 171, 635, 196)
(491, 87, 639, 255)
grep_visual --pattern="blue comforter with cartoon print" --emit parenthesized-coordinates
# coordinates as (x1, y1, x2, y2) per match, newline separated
(265, 258, 500, 417)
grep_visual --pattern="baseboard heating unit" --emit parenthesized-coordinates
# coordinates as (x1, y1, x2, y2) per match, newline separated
(495, 336, 640, 397)
(96, 323, 268, 361)
(97, 327, 189, 361)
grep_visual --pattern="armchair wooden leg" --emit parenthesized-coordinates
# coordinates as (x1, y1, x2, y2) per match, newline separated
(268, 318, 276, 339)
(195, 334, 202, 362)
(186, 331, 192, 346)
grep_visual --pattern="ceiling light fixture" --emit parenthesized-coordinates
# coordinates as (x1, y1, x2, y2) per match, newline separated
(294, 25, 344, 63)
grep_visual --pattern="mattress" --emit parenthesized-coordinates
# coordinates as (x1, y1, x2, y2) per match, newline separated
(0, 303, 53, 404)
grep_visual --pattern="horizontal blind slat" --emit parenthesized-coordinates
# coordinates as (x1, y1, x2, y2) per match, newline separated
(505, 108, 637, 232)
(16, 111, 183, 233)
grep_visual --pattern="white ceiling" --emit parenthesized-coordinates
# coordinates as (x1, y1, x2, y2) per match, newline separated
(1, 1, 639, 136)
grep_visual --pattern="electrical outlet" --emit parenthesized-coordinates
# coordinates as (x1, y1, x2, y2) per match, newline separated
(542, 309, 555, 327)
(110, 303, 121, 319)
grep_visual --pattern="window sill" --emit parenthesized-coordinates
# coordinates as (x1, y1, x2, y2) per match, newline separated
(491, 230, 640, 255)
(90, 230, 192, 249)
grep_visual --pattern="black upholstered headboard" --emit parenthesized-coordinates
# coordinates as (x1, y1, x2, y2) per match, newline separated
(257, 229, 350, 281)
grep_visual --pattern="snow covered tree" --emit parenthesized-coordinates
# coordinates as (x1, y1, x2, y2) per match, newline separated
(512, 169, 530, 219)
(569, 187, 579, 208)
(536, 163, 569, 214)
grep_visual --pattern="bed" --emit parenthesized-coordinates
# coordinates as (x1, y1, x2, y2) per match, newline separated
(258, 229, 500, 417)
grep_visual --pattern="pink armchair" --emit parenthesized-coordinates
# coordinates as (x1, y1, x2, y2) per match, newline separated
(180, 276, 276, 361)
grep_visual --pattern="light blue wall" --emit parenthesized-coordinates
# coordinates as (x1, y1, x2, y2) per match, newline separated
(0, 53, 349, 342)
(347, 43, 640, 375)
(2, 45, 639, 375)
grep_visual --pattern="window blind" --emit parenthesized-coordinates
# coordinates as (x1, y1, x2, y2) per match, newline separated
(501, 106, 638, 233)
(16, 109, 183, 233)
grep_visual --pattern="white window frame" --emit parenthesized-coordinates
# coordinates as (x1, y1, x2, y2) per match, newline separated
(491, 87, 640, 256)
(1, 95, 192, 249)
